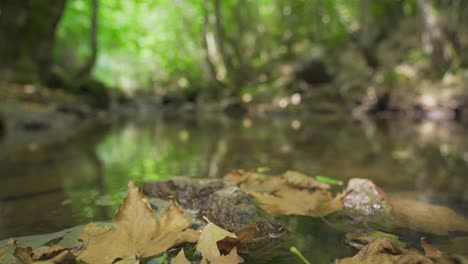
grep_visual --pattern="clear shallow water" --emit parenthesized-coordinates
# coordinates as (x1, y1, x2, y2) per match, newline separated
(1, 114, 467, 261)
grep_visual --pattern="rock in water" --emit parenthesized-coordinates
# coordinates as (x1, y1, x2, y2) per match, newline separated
(143, 177, 285, 250)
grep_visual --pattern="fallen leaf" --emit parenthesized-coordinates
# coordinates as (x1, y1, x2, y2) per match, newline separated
(114, 255, 140, 264)
(392, 198, 468, 235)
(225, 170, 342, 217)
(197, 219, 239, 264)
(209, 247, 238, 264)
(249, 187, 345, 217)
(282, 171, 330, 190)
(172, 249, 190, 264)
(78, 181, 199, 264)
(12, 240, 33, 264)
(32, 245, 75, 263)
(224, 170, 329, 194)
(337, 237, 433, 264)
(421, 239, 443, 258)
(233, 225, 259, 243)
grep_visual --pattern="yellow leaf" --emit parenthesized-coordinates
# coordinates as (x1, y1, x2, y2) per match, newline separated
(225, 170, 341, 217)
(114, 256, 140, 264)
(12, 241, 33, 264)
(197, 219, 238, 263)
(337, 237, 432, 264)
(249, 187, 345, 217)
(392, 198, 468, 235)
(78, 181, 199, 264)
(210, 247, 239, 264)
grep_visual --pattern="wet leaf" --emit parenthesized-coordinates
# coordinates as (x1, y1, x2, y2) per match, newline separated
(32, 245, 74, 263)
(197, 219, 239, 264)
(208, 247, 238, 264)
(282, 171, 330, 190)
(421, 239, 443, 258)
(12, 241, 33, 264)
(225, 170, 342, 217)
(337, 237, 433, 264)
(78, 181, 199, 264)
(345, 230, 405, 250)
(392, 198, 468, 235)
(249, 187, 345, 217)
(114, 256, 140, 264)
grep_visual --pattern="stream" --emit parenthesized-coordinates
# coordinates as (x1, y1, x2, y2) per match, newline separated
(1, 113, 467, 262)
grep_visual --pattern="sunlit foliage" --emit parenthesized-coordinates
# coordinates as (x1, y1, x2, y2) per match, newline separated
(54, 0, 368, 94)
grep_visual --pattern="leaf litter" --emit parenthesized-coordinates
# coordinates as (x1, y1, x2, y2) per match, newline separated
(77, 181, 199, 264)
(1, 172, 467, 264)
(225, 170, 345, 217)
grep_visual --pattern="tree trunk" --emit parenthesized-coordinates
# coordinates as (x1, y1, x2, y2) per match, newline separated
(359, 0, 379, 68)
(416, 0, 452, 70)
(0, 0, 67, 83)
(75, 0, 98, 81)
(213, 0, 230, 78)
(233, 0, 248, 86)
(201, 0, 224, 87)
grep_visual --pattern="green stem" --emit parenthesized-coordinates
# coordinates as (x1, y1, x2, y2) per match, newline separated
(290, 246, 311, 264)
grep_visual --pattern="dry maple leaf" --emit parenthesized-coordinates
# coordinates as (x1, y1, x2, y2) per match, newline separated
(281, 170, 330, 190)
(197, 219, 239, 264)
(78, 181, 199, 264)
(391, 198, 468, 235)
(12, 241, 33, 264)
(225, 170, 342, 217)
(205, 247, 238, 264)
(337, 237, 433, 264)
(421, 239, 443, 258)
(249, 187, 345, 217)
(225, 170, 329, 194)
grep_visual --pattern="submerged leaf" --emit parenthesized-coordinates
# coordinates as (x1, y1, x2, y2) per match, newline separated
(78, 181, 199, 264)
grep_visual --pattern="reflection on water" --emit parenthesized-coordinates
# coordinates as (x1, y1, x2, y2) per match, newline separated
(1, 114, 468, 261)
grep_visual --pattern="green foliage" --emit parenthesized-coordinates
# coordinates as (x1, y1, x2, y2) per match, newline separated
(53, 0, 408, 96)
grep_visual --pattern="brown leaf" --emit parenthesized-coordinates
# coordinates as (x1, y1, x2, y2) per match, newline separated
(225, 170, 342, 217)
(282, 170, 330, 190)
(421, 239, 443, 258)
(114, 256, 140, 264)
(197, 219, 238, 263)
(33, 245, 68, 260)
(337, 237, 434, 264)
(172, 249, 190, 264)
(78, 181, 199, 264)
(392, 198, 468, 235)
(224, 170, 329, 194)
(12, 241, 33, 264)
(233, 225, 260, 243)
(209, 247, 239, 264)
(249, 187, 345, 217)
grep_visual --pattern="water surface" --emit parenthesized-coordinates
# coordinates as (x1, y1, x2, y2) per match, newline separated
(1, 114, 467, 261)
